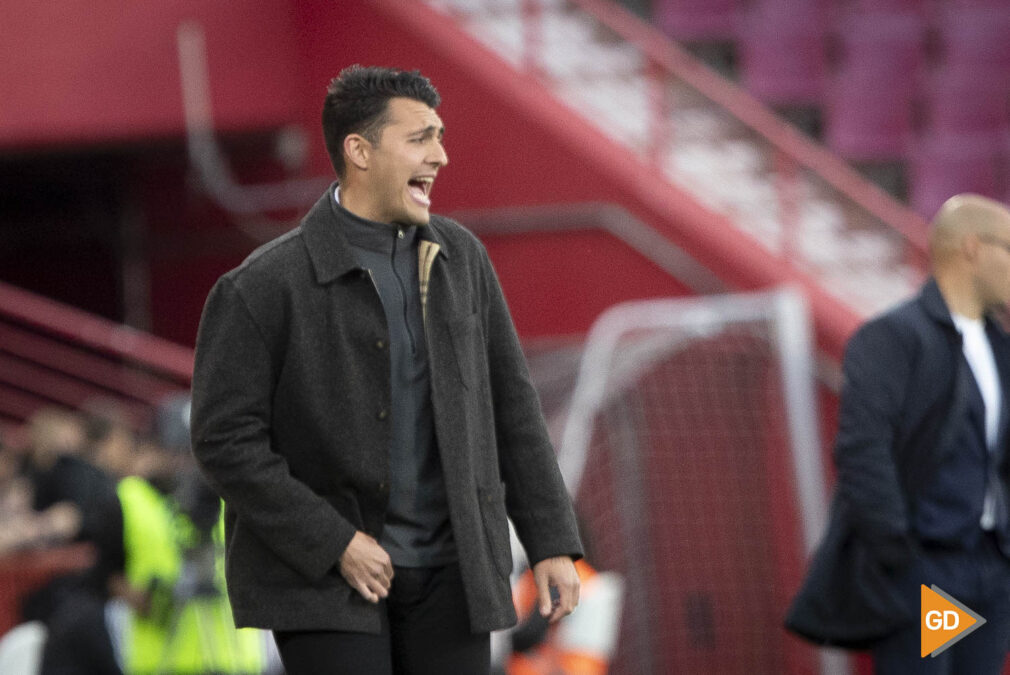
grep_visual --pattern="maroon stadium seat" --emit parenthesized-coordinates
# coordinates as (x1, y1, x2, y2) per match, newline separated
(738, 0, 829, 105)
(909, 134, 1001, 219)
(825, 71, 915, 161)
(852, 0, 928, 12)
(937, 6, 1010, 88)
(923, 67, 1010, 142)
(654, 0, 740, 42)
(823, 12, 925, 161)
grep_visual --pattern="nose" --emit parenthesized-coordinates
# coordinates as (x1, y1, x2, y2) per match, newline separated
(429, 141, 448, 167)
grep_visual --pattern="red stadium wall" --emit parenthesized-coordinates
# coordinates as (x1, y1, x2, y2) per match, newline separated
(2, 0, 302, 148)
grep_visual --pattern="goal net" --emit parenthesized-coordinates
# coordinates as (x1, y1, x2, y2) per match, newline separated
(554, 288, 845, 675)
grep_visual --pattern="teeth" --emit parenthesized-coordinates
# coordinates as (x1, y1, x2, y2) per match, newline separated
(408, 183, 431, 206)
(410, 176, 434, 198)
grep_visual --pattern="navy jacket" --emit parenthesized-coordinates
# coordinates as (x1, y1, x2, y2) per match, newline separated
(787, 279, 1010, 647)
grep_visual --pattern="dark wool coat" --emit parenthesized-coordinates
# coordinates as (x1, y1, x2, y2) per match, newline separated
(190, 189, 583, 633)
(786, 279, 1010, 648)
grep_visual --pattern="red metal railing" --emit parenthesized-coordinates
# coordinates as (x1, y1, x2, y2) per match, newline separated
(456, 0, 930, 320)
(0, 281, 193, 436)
(541, 0, 929, 254)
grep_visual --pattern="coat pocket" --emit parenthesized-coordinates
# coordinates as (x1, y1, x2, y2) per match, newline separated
(478, 482, 513, 579)
(785, 505, 914, 648)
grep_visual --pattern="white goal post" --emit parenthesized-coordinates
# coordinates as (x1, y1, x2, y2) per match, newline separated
(555, 287, 847, 675)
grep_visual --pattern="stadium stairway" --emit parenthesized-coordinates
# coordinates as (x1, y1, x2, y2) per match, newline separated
(376, 0, 931, 363)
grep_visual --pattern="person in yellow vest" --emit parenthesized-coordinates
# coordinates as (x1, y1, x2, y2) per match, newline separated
(115, 472, 264, 675)
(115, 394, 264, 675)
(507, 559, 623, 675)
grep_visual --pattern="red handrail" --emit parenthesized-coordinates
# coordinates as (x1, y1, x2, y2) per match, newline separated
(0, 544, 95, 635)
(0, 354, 151, 426)
(564, 0, 929, 253)
(0, 323, 183, 405)
(0, 281, 193, 429)
(370, 0, 873, 358)
(0, 281, 193, 382)
(0, 385, 46, 422)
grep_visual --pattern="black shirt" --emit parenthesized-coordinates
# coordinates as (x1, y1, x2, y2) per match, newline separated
(338, 202, 456, 567)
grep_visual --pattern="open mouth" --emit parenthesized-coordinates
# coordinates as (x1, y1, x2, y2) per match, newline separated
(408, 177, 433, 207)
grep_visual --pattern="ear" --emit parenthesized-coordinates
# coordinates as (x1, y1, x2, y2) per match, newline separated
(963, 233, 981, 262)
(343, 134, 370, 172)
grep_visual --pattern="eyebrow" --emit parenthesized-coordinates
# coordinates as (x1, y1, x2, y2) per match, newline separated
(408, 125, 445, 139)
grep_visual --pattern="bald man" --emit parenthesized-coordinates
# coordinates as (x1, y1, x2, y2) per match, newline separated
(787, 195, 1010, 672)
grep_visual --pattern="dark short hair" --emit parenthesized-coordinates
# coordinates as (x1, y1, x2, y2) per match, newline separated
(322, 65, 441, 179)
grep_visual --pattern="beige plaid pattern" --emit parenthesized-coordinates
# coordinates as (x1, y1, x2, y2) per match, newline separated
(418, 240, 441, 321)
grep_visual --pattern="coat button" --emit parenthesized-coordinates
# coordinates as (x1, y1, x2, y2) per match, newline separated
(378, 481, 387, 492)
(377, 409, 389, 420)
(375, 339, 386, 350)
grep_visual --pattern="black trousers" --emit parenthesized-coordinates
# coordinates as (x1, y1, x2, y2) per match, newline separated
(273, 563, 490, 675)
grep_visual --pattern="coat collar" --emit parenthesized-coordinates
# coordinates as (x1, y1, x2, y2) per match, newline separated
(302, 183, 448, 285)
(919, 277, 958, 332)
(920, 276, 1010, 459)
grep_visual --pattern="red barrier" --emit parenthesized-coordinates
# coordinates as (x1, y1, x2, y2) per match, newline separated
(0, 544, 95, 635)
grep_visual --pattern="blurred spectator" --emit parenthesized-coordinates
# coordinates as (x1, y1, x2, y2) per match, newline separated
(26, 408, 85, 470)
(39, 396, 266, 675)
(500, 514, 622, 675)
(27, 406, 116, 546)
(19, 407, 123, 626)
(34, 401, 140, 675)
(81, 400, 138, 478)
(0, 432, 80, 556)
(507, 559, 623, 675)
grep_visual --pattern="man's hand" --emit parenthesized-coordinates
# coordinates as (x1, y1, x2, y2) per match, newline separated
(532, 556, 580, 623)
(339, 531, 394, 603)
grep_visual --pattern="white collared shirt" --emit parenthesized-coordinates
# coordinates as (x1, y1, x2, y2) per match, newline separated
(952, 312, 1001, 529)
